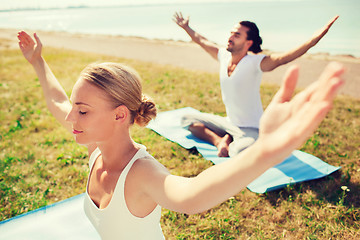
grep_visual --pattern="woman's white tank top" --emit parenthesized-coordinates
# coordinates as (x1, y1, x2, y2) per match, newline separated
(84, 146, 165, 239)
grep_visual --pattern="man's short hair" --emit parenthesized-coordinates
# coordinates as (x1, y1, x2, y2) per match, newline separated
(240, 21, 263, 53)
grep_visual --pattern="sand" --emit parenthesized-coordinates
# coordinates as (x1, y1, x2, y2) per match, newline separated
(1, 28, 359, 98)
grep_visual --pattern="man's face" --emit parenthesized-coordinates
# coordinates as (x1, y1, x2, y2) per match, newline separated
(226, 24, 252, 53)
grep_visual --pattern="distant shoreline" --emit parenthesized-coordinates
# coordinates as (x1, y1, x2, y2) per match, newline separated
(2, 27, 359, 61)
(1, 28, 359, 98)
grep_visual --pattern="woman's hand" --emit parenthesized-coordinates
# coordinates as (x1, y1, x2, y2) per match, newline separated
(258, 62, 345, 160)
(17, 31, 43, 65)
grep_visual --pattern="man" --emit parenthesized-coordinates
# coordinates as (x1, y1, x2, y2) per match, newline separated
(173, 12, 338, 157)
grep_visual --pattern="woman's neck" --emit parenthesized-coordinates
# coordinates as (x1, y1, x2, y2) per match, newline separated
(96, 130, 139, 171)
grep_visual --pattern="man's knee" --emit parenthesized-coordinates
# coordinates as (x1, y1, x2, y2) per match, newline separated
(181, 114, 197, 128)
(188, 122, 205, 133)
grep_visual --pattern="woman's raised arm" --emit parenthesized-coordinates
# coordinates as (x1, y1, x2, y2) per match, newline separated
(18, 31, 72, 133)
(142, 62, 345, 214)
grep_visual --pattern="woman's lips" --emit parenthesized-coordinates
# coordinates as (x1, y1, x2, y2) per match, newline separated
(72, 129, 83, 134)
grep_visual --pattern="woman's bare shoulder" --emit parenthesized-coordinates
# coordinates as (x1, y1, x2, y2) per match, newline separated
(132, 155, 169, 175)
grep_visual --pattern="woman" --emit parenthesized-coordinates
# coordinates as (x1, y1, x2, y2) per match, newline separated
(17, 31, 345, 239)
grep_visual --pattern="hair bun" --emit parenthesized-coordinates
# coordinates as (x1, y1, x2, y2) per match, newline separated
(134, 95, 157, 127)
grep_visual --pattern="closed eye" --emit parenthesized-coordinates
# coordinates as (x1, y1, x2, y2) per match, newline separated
(79, 111, 87, 115)
(231, 31, 241, 37)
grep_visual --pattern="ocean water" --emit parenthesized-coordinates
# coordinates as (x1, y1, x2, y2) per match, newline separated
(0, 0, 359, 56)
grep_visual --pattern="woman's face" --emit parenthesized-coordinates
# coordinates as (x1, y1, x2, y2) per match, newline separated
(65, 78, 118, 145)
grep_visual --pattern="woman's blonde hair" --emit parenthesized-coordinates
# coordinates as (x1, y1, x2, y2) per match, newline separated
(80, 62, 157, 126)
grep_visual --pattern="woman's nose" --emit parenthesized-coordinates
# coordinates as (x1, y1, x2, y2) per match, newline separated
(65, 109, 74, 122)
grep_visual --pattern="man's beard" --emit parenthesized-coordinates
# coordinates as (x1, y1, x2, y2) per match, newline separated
(226, 41, 234, 52)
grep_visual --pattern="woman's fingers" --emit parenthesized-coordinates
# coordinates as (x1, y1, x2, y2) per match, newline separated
(34, 33, 42, 48)
(18, 31, 33, 48)
(311, 62, 345, 102)
(285, 62, 344, 115)
(293, 62, 345, 135)
(273, 65, 299, 103)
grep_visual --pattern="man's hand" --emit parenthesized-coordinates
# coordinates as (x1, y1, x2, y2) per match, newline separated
(310, 15, 339, 47)
(173, 12, 190, 29)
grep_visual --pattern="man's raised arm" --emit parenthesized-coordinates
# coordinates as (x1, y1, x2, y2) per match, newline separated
(260, 15, 339, 72)
(173, 12, 220, 60)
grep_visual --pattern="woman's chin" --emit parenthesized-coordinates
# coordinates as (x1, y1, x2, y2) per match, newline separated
(73, 135, 89, 145)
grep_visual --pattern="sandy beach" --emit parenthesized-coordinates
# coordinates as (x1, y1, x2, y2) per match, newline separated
(1, 28, 359, 98)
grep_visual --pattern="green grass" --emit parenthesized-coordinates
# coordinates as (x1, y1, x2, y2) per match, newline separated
(1, 41, 359, 239)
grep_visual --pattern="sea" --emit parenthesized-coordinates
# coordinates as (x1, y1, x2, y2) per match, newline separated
(0, 0, 359, 57)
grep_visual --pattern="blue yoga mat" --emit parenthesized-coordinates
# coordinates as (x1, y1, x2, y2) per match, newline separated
(147, 107, 341, 193)
(0, 194, 100, 240)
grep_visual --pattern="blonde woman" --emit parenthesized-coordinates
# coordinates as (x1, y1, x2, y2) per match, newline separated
(18, 31, 344, 239)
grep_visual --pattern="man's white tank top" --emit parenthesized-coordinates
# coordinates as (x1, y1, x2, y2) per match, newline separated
(218, 48, 266, 128)
(84, 146, 165, 239)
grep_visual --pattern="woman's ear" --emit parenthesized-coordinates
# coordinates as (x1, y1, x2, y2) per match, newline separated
(114, 105, 130, 123)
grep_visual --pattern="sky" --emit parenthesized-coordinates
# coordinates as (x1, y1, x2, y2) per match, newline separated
(0, 0, 227, 9)
(0, 0, 299, 10)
